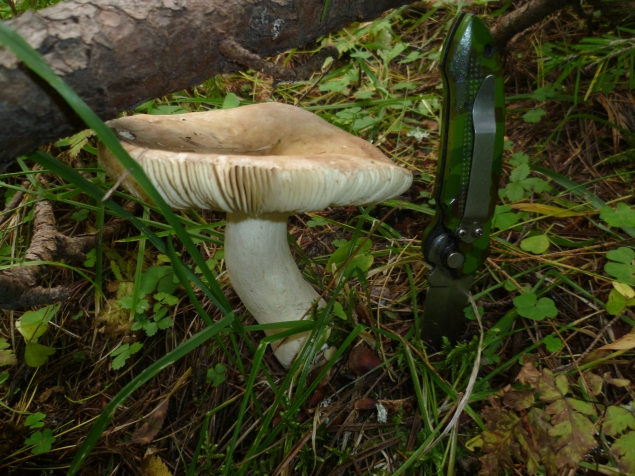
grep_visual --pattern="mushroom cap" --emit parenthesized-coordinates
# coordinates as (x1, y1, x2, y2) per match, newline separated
(98, 102, 413, 214)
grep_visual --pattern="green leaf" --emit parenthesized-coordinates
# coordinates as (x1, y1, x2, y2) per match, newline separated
(606, 289, 628, 315)
(118, 296, 149, 314)
(566, 397, 596, 416)
(154, 292, 179, 306)
(111, 342, 143, 370)
(520, 234, 550, 254)
(611, 431, 635, 474)
(83, 248, 96, 267)
(140, 266, 178, 295)
(492, 205, 521, 231)
(71, 208, 89, 222)
(206, 363, 227, 387)
(603, 406, 635, 437)
(222, 93, 240, 109)
(531, 86, 556, 101)
(605, 248, 635, 285)
(0, 337, 17, 366)
(16, 304, 60, 343)
(157, 317, 173, 330)
(332, 301, 348, 320)
(510, 163, 530, 182)
(607, 247, 635, 264)
(508, 152, 529, 166)
(24, 343, 56, 367)
(600, 203, 635, 228)
(523, 108, 546, 123)
(326, 238, 374, 275)
(307, 216, 328, 227)
(543, 335, 564, 353)
(25, 412, 46, 429)
(504, 183, 526, 203)
(513, 292, 558, 320)
(25, 428, 55, 455)
(144, 321, 159, 337)
(464, 305, 484, 321)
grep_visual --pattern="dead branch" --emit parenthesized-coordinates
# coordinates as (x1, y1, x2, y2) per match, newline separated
(492, 0, 574, 51)
(0, 200, 139, 310)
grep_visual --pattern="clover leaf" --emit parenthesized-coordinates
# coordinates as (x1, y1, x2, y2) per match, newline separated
(503, 163, 551, 202)
(600, 203, 635, 228)
(523, 108, 546, 123)
(24, 428, 55, 454)
(206, 363, 227, 387)
(492, 205, 521, 231)
(520, 234, 550, 254)
(543, 335, 564, 353)
(605, 247, 635, 285)
(513, 292, 558, 320)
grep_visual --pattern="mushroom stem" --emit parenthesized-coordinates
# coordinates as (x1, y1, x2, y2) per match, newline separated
(224, 212, 325, 367)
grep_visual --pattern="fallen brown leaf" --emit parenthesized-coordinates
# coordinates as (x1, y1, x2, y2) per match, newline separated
(129, 399, 169, 446)
(348, 346, 382, 376)
(516, 360, 541, 386)
(597, 332, 635, 351)
(39, 386, 65, 403)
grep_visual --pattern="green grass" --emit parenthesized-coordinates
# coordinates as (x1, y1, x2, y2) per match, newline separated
(1, 2, 635, 475)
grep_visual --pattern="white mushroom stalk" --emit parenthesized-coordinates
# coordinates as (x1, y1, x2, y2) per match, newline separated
(225, 212, 324, 365)
(98, 102, 413, 368)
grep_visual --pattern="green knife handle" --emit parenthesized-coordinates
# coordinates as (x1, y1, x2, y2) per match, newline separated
(423, 12, 504, 278)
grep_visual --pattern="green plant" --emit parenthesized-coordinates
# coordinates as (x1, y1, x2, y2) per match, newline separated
(502, 153, 551, 203)
(110, 342, 143, 370)
(206, 363, 227, 387)
(24, 412, 46, 429)
(0, 337, 16, 366)
(477, 362, 632, 475)
(15, 304, 59, 367)
(24, 428, 55, 455)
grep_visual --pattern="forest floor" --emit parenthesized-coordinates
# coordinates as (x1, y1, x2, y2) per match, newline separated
(1, 1, 635, 475)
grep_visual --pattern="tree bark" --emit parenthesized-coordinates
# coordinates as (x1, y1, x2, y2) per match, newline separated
(491, 0, 572, 51)
(0, 0, 410, 170)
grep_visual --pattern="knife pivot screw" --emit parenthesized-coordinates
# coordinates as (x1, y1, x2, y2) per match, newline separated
(456, 228, 467, 239)
(473, 227, 484, 238)
(443, 249, 465, 269)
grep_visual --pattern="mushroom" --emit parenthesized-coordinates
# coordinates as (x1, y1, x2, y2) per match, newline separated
(97, 102, 413, 368)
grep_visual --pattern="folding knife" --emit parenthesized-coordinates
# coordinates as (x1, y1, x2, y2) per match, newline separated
(421, 13, 504, 347)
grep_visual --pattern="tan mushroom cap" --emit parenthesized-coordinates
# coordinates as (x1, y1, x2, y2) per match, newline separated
(98, 102, 413, 213)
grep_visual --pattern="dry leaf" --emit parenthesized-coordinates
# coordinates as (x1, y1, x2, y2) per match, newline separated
(39, 386, 65, 403)
(597, 332, 635, 351)
(603, 372, 631, 388)
(354, 398, 378, 411)
(421, 119, 439, 131)
(129, 399, 169, 446)
(502, 389, 535, 411)
(516, 360, 541, 386)
(140, 454, 172, 476)
(348, 346, 382, 376)
(582, 372, 604, 396)
(510, 203, 587, 217)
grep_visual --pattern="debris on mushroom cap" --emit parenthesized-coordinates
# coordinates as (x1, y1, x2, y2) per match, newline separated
(98, 102, 413, 212)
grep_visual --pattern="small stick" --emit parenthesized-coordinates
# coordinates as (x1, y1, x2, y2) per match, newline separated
(102, 168, 133, 202)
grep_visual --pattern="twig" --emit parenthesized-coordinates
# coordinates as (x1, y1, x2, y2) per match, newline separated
(220, 39, 339, 82)
(492, 0, 575, 51)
